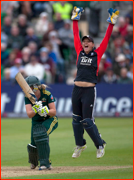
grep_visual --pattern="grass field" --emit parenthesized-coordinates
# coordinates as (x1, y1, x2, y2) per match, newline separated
(1, 118, 133, 179)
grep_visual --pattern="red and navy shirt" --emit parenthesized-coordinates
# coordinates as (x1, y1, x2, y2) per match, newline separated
(73, 21, 114, 84)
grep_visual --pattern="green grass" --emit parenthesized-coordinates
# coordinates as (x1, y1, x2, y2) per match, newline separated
(1, 118, 133, 179)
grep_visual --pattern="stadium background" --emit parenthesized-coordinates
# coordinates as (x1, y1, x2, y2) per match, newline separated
(1, 1, 133, 118)
(1, 1, 133, 179)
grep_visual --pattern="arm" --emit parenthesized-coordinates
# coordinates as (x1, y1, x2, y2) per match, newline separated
(73, 20, 83, 58)
(95, 23, 114, 64)
(25, 104, 36, 118)
(95, 8, 119, 64)
(48, 102, 56, 116)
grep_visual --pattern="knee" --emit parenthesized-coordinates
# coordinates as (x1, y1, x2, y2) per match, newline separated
(72, 114, 82, 124)
(81, 118, 94, 129)
(33, 124, 48, 141)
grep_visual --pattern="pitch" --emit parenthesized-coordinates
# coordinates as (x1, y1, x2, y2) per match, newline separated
(1, 118, 133, 179)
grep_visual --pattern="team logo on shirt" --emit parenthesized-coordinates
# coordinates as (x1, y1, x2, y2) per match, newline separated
(42, 98, 46, 102)
(80, 56, 92, 65)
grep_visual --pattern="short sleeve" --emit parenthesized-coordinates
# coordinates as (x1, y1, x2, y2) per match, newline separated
(25, 96, 32, 105)
(48, 93, 55, 104)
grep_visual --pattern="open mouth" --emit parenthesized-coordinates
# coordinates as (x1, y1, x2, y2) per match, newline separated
(84, 45, 89, 49)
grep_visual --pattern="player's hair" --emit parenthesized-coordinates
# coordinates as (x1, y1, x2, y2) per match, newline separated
(38, 84, 49, 90)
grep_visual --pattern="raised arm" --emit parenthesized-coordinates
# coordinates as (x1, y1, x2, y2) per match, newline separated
(71, 7, 84, 64)
(95, 23, 114, 62)
(73, 21, 83, 56)
(95, 8, 119, 64)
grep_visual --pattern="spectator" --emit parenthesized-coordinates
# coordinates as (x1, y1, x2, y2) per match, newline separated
(123, 43, 133, 63)
(58, 20, 74, 49)
(110, 26, 120, 41)
(42, 22, 55, 43)
(101, 67, 117, 84)
(117, 67, 133, 84)
(113, 54, 129, 77)
(1, 29, 8, 44)
(28, 41, 39, 56)
(52, 1, 73, 20)
(1, 1, 18, 17)
(7, 25, 24, 49)
(40, 47, 56, 84)
(4, 51, 16, 68)
(17, 14, 29, 36)
(32, 1, 52, 18)
(24, 27, 39, 47)
(24, 53, 44, 81)
(118, 16, 129, 37)
(125, 25, 133, 45)
(2, 16, 12, 36)
(35, 12, 49, 36)
(21, 47, 31, 65)
(127, 63, 133, 81)
(54, 12, 64, 30)
(19, 1, 32, 20)
(100, 53, 112, 71)
(10, 58, 25, 79)
(1, 68, 14, 85)
(1, 42, 9, 65)
(45, 41, 57, 64)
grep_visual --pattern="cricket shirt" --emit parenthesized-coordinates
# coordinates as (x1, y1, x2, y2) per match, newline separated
(73, 21, 114, 84)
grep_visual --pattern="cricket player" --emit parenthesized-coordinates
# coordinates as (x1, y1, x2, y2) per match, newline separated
(25, 76, 58, 170)
(71, 7, 119, 158)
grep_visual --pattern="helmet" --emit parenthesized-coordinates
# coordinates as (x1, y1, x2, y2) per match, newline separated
(25, 76, 41, 86)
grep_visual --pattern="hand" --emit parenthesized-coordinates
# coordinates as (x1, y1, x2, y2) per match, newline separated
(32, 101, 43, 113)
(38, 106, 49, 117)
(71, 6, 84, 20)
(107, 8, 119, 25)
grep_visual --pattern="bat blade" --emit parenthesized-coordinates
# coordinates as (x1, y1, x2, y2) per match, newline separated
(15, 72, 36, 104)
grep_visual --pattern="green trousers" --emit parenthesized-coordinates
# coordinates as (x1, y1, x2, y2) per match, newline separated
(31, 116, 58, 146)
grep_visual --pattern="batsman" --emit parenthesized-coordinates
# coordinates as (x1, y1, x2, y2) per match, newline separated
(25, 75, 58, 170)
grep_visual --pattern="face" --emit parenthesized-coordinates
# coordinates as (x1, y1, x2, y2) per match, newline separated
(82, 38, 94, 54)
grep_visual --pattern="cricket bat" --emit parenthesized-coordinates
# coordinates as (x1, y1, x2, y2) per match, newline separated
(15, 72, 37, 104)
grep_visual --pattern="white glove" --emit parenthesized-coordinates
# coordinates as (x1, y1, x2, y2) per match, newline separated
(32, 101, 43, 113)
(107, 8, 119, 25)
(38, 106, 49, 117)
(71, 6, 84, 20)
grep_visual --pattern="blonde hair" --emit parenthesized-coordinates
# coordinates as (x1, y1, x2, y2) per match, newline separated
(38, 84, 49, 90)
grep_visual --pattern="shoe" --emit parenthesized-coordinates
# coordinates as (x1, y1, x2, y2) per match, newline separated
(30, 164, 36, 169)
(96, 145, 106, 159)
(39, 165, 52, 170)
(72, 145, 87, 158)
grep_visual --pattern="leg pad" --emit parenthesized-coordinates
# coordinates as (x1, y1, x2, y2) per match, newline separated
(27, 144, 38, 167)
(81, 118, 103, 148)
(33, 124, 50, 167)
(72, 114, 86, 146)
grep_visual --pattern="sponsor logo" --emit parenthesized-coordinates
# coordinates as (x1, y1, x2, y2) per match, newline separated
(80, 56, 92, 65)
(1, 92, 133, 117)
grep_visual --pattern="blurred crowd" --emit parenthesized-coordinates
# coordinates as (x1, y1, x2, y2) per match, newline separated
(1, 1, 133, 85)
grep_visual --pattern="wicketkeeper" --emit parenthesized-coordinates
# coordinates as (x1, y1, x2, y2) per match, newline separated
(71, 7, 119, 158)
(25, 76, 58, 170)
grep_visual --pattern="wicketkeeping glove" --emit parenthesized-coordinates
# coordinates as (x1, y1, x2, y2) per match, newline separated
(38, 106, 49, 117)
(71, 6, 84, 20)
(107, 8, 119, 25)
(32, 101, 43, 113)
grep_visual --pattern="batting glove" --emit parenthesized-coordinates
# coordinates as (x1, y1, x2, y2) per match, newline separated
(107, 8, 119, 25)
(38, 106, 49, 117)
(32, 101, 43, 113)
(71, 6, 84, 20)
